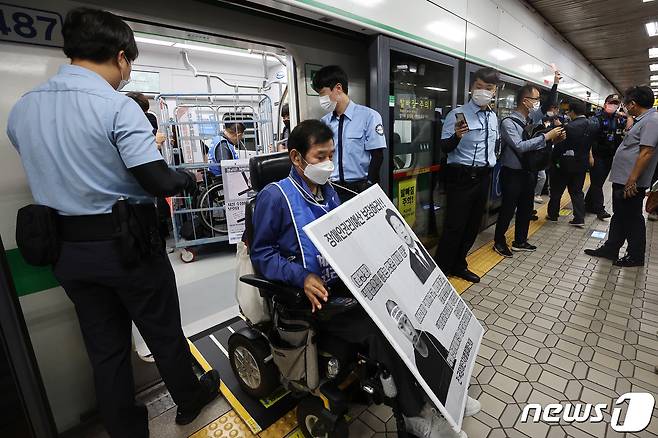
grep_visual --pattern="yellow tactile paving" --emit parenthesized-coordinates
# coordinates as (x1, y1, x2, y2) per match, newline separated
(190, 177, 590, 437)
(189, 410, 257, 438)
(451, 177, 590, 293)
(258, 410, 298, 438)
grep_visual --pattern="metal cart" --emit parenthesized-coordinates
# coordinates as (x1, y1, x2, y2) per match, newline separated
(157, 92, 274, 262)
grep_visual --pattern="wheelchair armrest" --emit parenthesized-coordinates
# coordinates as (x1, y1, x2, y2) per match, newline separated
(239, 274, 304, 305)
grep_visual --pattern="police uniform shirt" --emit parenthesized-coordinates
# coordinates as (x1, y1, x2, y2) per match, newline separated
(7, 65, 162, 216)
(320, 101, 387, 182)
(442, 99, 498, 167)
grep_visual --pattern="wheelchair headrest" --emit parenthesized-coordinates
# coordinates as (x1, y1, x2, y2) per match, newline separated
(249, 152, 292, 192)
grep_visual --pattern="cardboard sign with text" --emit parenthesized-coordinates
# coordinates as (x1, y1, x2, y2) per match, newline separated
(303, 185, 484, 431)
(221, 159, 255, 244)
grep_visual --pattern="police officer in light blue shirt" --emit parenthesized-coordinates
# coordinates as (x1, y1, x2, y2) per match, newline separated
(313, 65, 387, 202)
(434, 67, 500, 284)
(6, 8, 218, 437)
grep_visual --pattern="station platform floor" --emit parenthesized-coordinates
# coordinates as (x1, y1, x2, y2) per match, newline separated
(67, 185, 658, 438)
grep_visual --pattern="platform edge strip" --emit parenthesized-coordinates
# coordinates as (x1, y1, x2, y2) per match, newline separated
(188, 339, 263, 434)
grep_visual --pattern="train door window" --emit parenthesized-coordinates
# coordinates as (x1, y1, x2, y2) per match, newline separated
(389, 50, 456, 248)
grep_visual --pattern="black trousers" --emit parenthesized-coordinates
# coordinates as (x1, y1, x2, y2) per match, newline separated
(600, 184, 647, 260)
(435, 166, 491, 273)
(548, 168, 586, 222)
(585, 153, 614, 214)
(53, 240, 203, 438)
(318, 307, 425, 417)
(494, 166, 535, 245)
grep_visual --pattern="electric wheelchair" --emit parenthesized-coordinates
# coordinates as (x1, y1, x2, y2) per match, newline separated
(227, 152, 409, 438)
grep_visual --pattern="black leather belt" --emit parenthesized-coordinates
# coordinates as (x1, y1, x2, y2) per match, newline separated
(57, 204, 156, 242)
(446, 164, 490, 178)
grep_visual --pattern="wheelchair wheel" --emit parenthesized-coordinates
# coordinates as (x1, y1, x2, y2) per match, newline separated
(197, 181, 228, 234)
(228, 333, 279, 399)
(297, 396, 348, 438)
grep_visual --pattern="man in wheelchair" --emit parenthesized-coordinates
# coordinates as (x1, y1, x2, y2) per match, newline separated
(248, 120, 478, 438)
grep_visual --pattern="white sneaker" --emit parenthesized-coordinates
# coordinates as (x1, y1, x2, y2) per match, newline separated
(534, 195, 544, 204)
(405, 404, 467, 438)
(404, 415, 467, 438)
(464, 396, 481, 417)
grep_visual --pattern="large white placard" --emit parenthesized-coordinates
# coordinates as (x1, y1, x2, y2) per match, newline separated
(304, 185, 484, 431)
(220, 159, 254, 244)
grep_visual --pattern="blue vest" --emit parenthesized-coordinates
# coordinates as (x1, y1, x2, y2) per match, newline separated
(208, 135, 238, 176)
(273, 176, 340, 285)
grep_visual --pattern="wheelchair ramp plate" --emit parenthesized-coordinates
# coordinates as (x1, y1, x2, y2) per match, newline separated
(190, 317, 298, 435)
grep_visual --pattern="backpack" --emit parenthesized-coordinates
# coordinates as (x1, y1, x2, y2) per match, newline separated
(500, 117, 552, 172)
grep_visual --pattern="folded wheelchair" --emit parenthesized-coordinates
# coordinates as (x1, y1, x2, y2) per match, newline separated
(227, 152, 409, 438)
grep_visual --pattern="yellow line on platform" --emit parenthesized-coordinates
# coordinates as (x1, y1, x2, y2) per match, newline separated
(450, 177, 589, 293)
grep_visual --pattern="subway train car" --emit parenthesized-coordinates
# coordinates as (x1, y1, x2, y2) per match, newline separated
(0, 1, 656, 438)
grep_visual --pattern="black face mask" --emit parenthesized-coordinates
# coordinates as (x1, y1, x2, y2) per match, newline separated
(283, 119, 290, 129)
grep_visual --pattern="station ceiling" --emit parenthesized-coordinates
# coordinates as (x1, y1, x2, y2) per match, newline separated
(526, 0, 658, 93)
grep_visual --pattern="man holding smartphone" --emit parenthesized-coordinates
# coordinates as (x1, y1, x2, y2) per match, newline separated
(434, 68, 500, 283)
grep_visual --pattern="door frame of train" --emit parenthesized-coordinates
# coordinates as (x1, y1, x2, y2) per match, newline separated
(368, 35, 459, 197)
(0, 236, 57, 438)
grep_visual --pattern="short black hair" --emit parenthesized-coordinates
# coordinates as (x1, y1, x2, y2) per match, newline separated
(281, 103, 290, 118)
(473, 67, 500, 86)
(288, 120, 334, 157)
(623, 86, 655, 109)
(568, 101, 587, 116)
(223, 113, 246, 133)
(312, 65, 349, 94)
(126, 92, 149, 113)
(516, 84, 539, 107)
(62, 8, 138, 63)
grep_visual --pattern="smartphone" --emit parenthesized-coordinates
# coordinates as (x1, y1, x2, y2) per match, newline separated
(455, 112, 469, 129)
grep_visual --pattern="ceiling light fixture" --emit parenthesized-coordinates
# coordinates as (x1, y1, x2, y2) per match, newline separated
(651, 64, 658, 71)
(135, 34, 276, 61)
(651, 82, 658, 86)
(490, 49, 515, 61)
(647, 21, 658, 37)
(520, 64, 543, 73)
(651, 75, 658, 81)
(425, 21, 467, 43)
(650, 48, 658, 58)
(135, 36, 175, 46)
(424, 86, 448, 91)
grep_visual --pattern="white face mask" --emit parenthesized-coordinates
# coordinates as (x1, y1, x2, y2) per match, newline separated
(117, 55, 132, 91)
(303, 158, 334, 185)
(546, 111, 555, 117)
(472, 89, 494, 106)
(319, 95, 337, 113)
(532, 101, 541, 111)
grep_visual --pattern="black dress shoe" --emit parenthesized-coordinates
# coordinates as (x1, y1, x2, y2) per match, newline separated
(597, 211, 611, 220)
(494, 242, 513, 258)
(546, 215, 558, 222)
(569, 219, 585, 227)
(584, 247, 617, 261)
(613, 255, 644, 267)
(453, 269, 480, 283)
(175, 369, 221, 425)
(530, 214, 539, 221)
